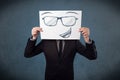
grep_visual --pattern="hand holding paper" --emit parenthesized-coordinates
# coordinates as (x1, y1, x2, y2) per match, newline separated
(79, 27, 91, 43)
(31, 27, 43, 40)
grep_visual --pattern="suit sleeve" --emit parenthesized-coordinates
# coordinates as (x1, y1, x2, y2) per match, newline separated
(76, 40, 97, 60)
(24, 38, 44, 58)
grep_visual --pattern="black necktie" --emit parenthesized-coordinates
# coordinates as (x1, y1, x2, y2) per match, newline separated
(58, 40, 62, 57)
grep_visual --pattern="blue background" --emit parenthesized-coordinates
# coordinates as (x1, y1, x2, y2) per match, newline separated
(0, 0, 120, 80)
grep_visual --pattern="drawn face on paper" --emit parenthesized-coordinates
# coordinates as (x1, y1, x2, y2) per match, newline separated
(39, 10, 82, 40)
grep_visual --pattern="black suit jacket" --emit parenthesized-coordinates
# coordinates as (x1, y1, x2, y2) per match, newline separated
(24, 39, 97, 80)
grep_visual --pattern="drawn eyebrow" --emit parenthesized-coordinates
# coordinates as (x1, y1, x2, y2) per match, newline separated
(66, 12, 78, 15)
(41, 12, 52, 15)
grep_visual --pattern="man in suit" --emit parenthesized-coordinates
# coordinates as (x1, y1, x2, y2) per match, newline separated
(24, 27, 97, 80)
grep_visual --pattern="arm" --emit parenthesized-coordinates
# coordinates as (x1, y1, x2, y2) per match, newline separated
(24, 27, 43, 58)
(24, 38, 44, 58)
(76, 40, 97, 60)
(77, 27, 97, 60)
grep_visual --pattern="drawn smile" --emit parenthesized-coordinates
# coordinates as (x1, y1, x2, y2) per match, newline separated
(59, 28, 71, 38)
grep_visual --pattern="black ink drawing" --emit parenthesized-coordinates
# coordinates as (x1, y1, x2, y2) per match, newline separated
(42, 16, 78, 38)
(59, 28, 72, 38)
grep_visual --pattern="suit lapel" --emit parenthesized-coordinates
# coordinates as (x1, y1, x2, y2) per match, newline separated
(53, 40, 59, 54)
(61, 40, 68, 57)
(54, 40, 66, 58)
(52, 40, 70, 58)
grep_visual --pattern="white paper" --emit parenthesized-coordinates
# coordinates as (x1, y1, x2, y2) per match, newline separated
(39, 10, 82, 40)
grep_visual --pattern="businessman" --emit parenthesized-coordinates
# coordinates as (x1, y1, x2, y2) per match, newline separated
(24, 27, 97, 80)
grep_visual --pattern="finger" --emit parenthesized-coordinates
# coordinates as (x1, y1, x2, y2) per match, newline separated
(32, 27, 39, 35)
(81, 31, 87, 36)
(79, 27, 86, 32)
(81, 30, 87, 35)
(79, 27, 84, 31)
(39, 28, 43, 32)
(81, 30, 89, 36)
(83, 32, 89, 36)
(35, 27, 43, 32)
(81, 28, 89, 34)
(33, 27, 42, 32)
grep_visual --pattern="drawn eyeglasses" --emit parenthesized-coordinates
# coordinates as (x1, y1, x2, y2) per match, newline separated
(42, 16, 78, 27)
